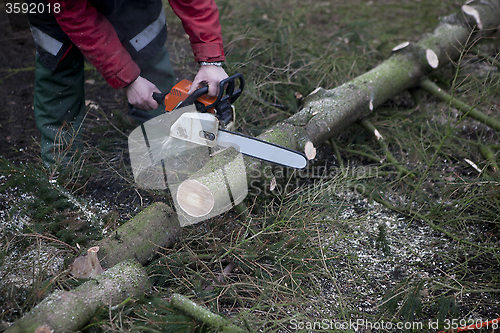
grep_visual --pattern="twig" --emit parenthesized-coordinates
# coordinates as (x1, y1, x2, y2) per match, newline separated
(339, 148, 382, 163)
(468, 48, 500, 71)
(22, 233, 79, 253)
(359, 118, 414, 177)
(329, 138, 345, 174)
(170, 294, 246, 333)
(478, 144, 499, 172)
(420, 78, 500, 132)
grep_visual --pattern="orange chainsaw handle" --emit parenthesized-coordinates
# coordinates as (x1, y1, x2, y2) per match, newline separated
(152, 84, 216, 112)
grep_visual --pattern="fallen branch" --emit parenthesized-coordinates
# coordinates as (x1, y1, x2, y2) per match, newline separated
(359, 118, 414, 177)
(170, 294, 246, 333)
(5, 260, 148, 333)
(419, 78, 500, 132)
(171, 0, 500, 220)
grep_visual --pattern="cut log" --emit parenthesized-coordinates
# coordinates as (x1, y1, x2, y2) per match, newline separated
(170, 0, 500, 221)
(97, 202, 181, 268)
(5, 260, 148, 333)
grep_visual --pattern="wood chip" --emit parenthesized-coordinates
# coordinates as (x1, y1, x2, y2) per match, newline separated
(270, 176, 277, 191)
(464, 158, 482, 174)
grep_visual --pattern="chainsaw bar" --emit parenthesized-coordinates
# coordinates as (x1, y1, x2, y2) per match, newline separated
(217, 129, 307, 169)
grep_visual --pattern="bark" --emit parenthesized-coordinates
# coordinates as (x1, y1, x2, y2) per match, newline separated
(172, 0, 500, 219)
(5, 260, 148, 333)
(97, 202, 181, 268)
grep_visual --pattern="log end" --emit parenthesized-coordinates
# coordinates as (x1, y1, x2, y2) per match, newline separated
(70, 246, 104, 279)
(304, 141, 317, 160)
(462, 5, 483, 30)
(177, 179, 215, 217)
(426, 49, 439, 69)
(392, 41, 410, 52)
(35, 325, 53, 333)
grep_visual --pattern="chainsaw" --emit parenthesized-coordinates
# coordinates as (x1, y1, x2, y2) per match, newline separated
(129, 73, 307, 169)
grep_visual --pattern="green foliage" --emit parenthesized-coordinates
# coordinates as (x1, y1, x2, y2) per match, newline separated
(0, 157, 102, 247)
(433, 295, 460, 323)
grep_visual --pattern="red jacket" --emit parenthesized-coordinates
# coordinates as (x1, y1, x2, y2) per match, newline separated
(48, 0, 225, 89)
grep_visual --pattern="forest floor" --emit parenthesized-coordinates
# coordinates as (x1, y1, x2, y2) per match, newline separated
(1, 0, 500, 332)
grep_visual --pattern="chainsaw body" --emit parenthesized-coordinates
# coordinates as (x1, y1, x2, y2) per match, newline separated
(153, 73, 244, 130)
(129, 73, 243, 128)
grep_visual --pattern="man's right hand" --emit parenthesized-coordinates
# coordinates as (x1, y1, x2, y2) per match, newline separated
(126, 76, 161, 110)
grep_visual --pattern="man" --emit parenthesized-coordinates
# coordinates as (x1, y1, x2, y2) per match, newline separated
(27, 0, 228, 168)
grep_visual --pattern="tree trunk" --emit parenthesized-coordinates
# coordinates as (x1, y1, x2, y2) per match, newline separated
(264, 0, 500, 153)
(174, 0, 500, 220)
(5, 260, 148, 333)
(97, 202, 181, 268)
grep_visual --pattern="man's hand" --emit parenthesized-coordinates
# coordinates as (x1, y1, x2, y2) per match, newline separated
(126, 76, 161, 110)
(188, 65, 228, 97)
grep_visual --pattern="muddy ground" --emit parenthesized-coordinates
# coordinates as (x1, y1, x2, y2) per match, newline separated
(0, 12, 39, 163)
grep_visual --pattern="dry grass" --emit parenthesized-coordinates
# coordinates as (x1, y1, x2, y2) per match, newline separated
(2, 0, 500, 332)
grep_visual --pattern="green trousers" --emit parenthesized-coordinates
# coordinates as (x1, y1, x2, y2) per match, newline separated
(34, 45, 175, 168)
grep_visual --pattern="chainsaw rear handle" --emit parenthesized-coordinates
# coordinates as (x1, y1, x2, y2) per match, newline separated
(195, 73, 245, 112)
